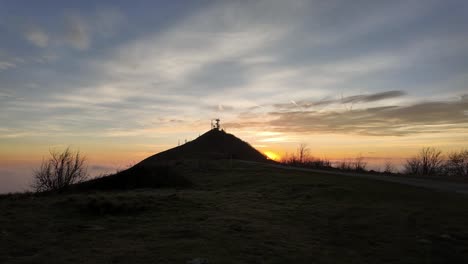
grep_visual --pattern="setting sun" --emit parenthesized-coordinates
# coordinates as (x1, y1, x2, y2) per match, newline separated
(264, 151, 280, 161)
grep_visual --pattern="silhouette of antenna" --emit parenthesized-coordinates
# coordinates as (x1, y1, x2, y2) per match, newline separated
(211, 118, 220, 130)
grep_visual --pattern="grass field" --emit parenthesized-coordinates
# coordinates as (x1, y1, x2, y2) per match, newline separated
(1, 160, 468, 263)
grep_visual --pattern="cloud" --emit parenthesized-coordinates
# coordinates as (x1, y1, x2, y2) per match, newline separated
(24, 26, 49, 47)
(273, 91, 406, 110)
(0, 61, 16, 71)
(65, 15, 89, 50)
(0, 54, 59, 72)
(226, 93, 468, 136)
(0, 90, 18, 99)
(340, 91, 407, 104)
(223, 121, 265, 130)
(2, 1, 468, 142)
(267, 95, 468, 136)
(93, 8, 126, 37)
(62, 9, 125, 50)
(14, 8, 125, 51)
(205, 104, 235, 112)
(82, 1, 291, 116)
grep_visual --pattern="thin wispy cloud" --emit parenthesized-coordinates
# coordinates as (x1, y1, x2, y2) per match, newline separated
(267, 95, 468, 136)
(0, 61, 16, 71)
(60, 9, 125, 50)
(24, 26, 49, 47)
(273, 91, 407, 110)
(64, 15, 89, 50)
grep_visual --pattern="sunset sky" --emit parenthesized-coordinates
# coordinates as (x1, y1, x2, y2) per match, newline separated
(1, 0, 468, 192)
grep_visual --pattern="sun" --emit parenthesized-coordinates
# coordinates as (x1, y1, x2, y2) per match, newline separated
(264, 151, 280, 161)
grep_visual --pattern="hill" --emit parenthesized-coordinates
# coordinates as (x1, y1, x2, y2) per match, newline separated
(2, 160, 468, 263)
(75, 128, 269, 190)
(138, 128, 269, 166)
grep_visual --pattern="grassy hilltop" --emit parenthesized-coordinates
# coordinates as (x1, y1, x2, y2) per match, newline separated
(1, 160, 468, 264)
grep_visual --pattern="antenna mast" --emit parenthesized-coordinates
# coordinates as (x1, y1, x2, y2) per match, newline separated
(211, 118, 220, 130)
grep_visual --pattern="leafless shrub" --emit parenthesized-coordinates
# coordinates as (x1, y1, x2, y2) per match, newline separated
(307, 158, 332, 168)
(404, 147, 443, 176)
(404, 157, 420, 175)
(281, 144, 309, 166)
(281, 152, 296, 165)
(383, 160, 395, 174)
(352, 155, 367, 171)
(297, 143, 310, 164)
(337, 160, 353, 171)
(281, 144, 331, 169)
(335, 156, 367, 172)
(444, 149, 468, 177)
(32, 147, 88, 192)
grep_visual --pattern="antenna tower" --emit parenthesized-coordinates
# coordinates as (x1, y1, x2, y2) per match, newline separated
(211, 118, 220, 130)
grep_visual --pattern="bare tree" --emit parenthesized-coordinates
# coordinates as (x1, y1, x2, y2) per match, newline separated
(297, 143, 310, 163)
(383, 160, 395, 174)
(445, 149, 468, 177)
(404, 157, 421, 175)
(404, 147, 443, 176)
(419, 147, 443, 176)
(352, 155, 367, 171)
(32, 147, 88, 192)
(281, 148, 331, 169)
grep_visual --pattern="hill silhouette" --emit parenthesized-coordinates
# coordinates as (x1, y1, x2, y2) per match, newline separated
(138, 128, 268, 166)
(75, 128, 268, 190)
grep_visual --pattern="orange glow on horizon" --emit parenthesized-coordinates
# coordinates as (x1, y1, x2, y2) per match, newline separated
(264, 151, 281, 161)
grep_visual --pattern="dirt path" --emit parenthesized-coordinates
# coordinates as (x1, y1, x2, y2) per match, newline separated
(263, 163, 468, 194)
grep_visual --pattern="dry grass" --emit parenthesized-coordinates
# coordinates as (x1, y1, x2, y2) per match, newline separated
(1, 160, 468, 263)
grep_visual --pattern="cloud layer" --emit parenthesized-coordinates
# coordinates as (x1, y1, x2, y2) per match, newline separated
(267, 95, 468, 136)
(1, 0, 467, 141)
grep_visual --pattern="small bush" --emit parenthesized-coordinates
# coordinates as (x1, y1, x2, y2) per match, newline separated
(335, 156, 367, 172)
(352, 155, 367, 172)
(404, 157, 421, 175)
(281, 144, 332, 169)
(32, 147, 87, 192)
(444, 149, 468, 177)
(404, 147, 443, 176)
(337, 160, 353, 171)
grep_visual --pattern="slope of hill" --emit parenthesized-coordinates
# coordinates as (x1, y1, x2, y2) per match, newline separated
(74, 129, 269, 191)
(2, 160, 468, 263)
(138, 128, 268, 166)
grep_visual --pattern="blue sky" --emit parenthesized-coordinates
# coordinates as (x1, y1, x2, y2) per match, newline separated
(1, 0, 468, 192)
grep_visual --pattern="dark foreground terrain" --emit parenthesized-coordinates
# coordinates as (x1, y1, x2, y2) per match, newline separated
(1, 160, 468, 263)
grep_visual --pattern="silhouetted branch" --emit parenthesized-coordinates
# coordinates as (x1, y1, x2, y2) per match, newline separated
(32, 147, 88, 192)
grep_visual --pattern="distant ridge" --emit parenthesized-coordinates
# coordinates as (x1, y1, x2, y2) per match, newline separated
(138, 128, 268, 166)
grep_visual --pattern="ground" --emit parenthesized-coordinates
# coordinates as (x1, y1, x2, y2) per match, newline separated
(1, 161, 468, 263)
